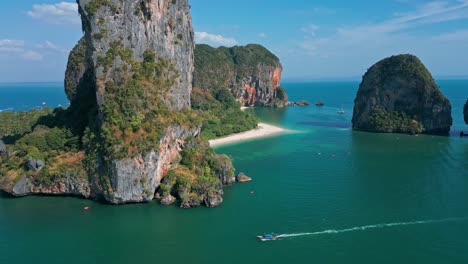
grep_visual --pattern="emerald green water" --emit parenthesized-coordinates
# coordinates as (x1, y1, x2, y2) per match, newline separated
(1, 81, 467, 263)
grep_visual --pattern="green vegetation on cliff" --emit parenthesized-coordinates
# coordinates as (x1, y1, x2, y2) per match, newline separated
(159, 136, 234, 207)
(195, 44, 279, 91)
(191, 43, 287, 138)
(194, 43, 279, 91)
(92, 42, 200, 160)
(191, 87, 257, 139)
(369, 107, 424, 134)
(0, 108, 52, 142)
(65, 37, 87, 101)
(194, 44, 285, 107)
(377, 55, 435, 85)
(85, 0, 117, 16)
(0, 108, 85, 189)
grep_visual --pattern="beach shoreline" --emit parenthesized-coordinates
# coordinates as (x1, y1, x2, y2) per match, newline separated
(209, 122, 287, 147)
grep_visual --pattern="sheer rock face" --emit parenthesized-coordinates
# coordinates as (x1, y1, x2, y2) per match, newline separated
(76, 0, 194, 111)
(352, 54, 452, 135)
(103, 126, 199, 204)
(193, 44, 285, 107)
(66, 0, 198, 203)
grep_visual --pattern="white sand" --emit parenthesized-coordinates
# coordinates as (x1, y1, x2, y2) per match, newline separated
(209, 123, 287, 147)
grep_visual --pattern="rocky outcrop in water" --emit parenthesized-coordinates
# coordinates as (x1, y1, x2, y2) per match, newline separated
(194, 44, 286, 107)
(352, 54, 452, 135)
(236, 172, 252, 183)
(1, 0, 236, 207)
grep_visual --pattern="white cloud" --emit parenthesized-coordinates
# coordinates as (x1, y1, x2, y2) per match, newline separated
(0, 39, 25, 47)
(37, 41, 66, 52)
(27, 2, 80, 25)
(21, 51, 44, 61)
(259, 33, 267, 38)
(195, 32, 238, 47)
(298, 0, 468, 56)
(393, 1, 468, 25)
(433, 29, 468, 41)
(0, 39, 44, 61)
(302, 24, 320, 37)
(285, 0, 468, 78)
(0, 39, 25, 52)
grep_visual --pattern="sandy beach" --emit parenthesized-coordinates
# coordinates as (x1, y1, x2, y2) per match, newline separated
(209, 122, 287, 147)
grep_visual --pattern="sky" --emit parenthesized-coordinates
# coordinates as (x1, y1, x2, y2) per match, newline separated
(0, 0, 468, 82)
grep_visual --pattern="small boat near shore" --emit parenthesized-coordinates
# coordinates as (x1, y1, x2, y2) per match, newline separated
(337, 105, 345, 114)
(257, 233, 279, 241)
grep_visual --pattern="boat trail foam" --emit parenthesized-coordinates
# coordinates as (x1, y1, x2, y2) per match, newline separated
(278, 217, 468, 239)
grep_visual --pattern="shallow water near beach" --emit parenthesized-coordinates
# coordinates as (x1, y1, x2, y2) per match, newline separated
(1, 81, 468, 263)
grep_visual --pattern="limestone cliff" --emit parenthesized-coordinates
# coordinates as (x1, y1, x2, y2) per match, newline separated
(193, 44, 286, 107)
(464, 100, 468, 124)
(352, 54, 452, 135)
(1, 0, 235, 207)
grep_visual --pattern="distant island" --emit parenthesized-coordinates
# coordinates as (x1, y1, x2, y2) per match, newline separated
(352, 54, 453, 135)
(0, 0, 288, 208)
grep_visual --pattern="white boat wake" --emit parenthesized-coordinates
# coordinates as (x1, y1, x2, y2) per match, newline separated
(277, 217, 468, 239)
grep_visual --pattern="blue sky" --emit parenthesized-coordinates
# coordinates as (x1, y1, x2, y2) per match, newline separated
(0, 0, 468, 82)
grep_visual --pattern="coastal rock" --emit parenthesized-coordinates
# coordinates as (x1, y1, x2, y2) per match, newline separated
(160, 194, 176, 205)
(194, 44, 286, 107)
(352, 54, 452, 135)
(12, 174, 91, 197)
(288, 100, 310, 107)
(213, 154, 236, 185)
(0, 140, 5, 154)
(26, 157, 44, 172)
(204, 192, 223, 208)
(103, 126, 199, 204)
(180, 194, 201, 208)
(236, 172, 252, 183)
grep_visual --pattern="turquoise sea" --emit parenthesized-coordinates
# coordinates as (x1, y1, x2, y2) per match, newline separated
(0, 81, 467, 263)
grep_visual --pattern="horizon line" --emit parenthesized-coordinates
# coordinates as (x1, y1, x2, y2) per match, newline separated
(1, 76, 468, 84)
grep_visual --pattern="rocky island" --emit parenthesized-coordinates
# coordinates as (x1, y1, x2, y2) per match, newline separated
(352, 54, 452, 135)
(0, 0, 242, 208)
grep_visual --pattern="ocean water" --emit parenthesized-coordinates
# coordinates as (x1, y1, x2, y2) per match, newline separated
(0, 81, 467, 264)
(0, 82, 69, 112)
